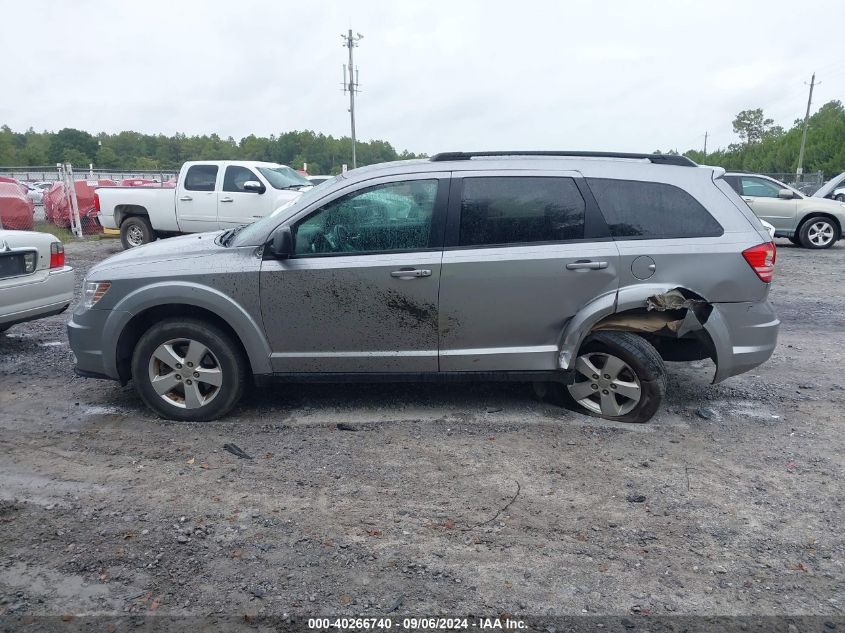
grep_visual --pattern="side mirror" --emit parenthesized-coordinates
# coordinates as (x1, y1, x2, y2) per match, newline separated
(271, 226, 294, 259)
(243, 180, 265, 193)
(777, 188, 794, 199)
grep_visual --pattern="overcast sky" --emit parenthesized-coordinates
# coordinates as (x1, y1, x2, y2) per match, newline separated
(2, 0, 844, 155)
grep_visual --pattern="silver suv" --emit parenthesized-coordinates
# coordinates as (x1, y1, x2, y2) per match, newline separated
(724, 172, 845, 248)
(68, 151, 779, 423)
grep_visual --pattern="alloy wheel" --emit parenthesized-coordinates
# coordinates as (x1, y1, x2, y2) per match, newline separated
(567, 352, 642, 417)
(807, 220, 835, 247)
(147, 338, 223, 409)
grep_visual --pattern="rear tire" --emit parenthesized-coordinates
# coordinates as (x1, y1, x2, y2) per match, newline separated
(543, 331, 666, 423)
(120, 216, 155, 249)
(798, 216, 839, 249)
(131, 318, 247, 422)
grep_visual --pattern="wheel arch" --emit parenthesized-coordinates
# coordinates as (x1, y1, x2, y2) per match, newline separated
(108, 283, 272, 382)
(558, 284, 721, 378)
(795, 211, 842, 237)
(114, 204, 149, 227)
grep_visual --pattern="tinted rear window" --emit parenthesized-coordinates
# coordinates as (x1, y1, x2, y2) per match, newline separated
(459, 176, 585, 246)
(184, 165, 218, 192)
(587, 178, 723, 239)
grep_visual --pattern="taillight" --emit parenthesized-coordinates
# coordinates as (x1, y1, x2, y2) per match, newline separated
(50, 241, 65, 268)
(93, 192, 100, 212)
(742, 242, 776, 283)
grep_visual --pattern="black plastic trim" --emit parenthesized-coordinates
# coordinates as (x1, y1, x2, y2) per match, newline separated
(261, 370, 573, 384)
(73, 366, 111, 380)
(430, 151, 697, 167)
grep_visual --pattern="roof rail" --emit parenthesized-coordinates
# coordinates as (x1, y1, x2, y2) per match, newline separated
(429, 151, 697, 167)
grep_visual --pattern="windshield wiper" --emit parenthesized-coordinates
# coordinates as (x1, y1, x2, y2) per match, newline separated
(217, 228, 234, 245)
(280, 184, 309, 190)
(220, 224, 247, 247)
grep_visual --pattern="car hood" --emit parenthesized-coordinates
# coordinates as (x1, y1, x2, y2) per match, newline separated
(88, 231, 228, 278)
(812, 172, 845, 199)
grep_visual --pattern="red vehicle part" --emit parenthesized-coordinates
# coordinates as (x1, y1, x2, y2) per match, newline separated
(0, 182, 35, 230)
(44, 179, 116, 234)
(0, 175, 30, 196)
(121, 178, 158, 187)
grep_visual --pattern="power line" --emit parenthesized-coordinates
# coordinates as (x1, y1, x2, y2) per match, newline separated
(341, 29, 363, 170)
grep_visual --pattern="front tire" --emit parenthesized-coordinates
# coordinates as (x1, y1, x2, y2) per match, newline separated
(131, 318, 247, 421)
(798, 216, 839, 249)
(546, 332, 666, 423)
(120, 216, 155, 249)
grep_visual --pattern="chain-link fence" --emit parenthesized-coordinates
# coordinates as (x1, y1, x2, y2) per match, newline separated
(761, 172, 825, 195)
(0, 166, 178, 184)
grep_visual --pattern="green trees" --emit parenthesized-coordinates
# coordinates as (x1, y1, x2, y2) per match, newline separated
(0, 125, 423, 174)
(685, 100, 845, 176)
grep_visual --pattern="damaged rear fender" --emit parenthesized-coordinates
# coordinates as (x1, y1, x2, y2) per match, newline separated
(559, 284, 732, 384)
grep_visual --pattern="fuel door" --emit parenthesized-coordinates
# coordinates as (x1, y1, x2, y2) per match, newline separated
(631, 255, 656, 280)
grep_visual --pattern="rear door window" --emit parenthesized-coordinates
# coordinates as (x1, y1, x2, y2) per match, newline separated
(184, 165, 218, 192)
(458, 177, 585, 246)
(587, 178, 723, 239)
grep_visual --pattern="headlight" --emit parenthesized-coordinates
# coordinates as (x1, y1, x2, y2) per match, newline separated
(83, 281, 111, 309)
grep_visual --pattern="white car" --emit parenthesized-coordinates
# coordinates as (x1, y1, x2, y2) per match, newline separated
(0, 229, 74, 334)
(812, 172, 845, 202)
(25, 181, 52, 205)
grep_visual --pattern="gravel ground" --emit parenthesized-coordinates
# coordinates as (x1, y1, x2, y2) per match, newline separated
(0, 237, 843, 619)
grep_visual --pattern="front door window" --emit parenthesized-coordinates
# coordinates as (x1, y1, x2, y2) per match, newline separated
(293, 180, 439, 255)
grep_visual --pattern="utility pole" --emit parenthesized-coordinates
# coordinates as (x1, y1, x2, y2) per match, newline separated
(341, 29, 363, 169)
(703, 131, 708, 160)
(796, 73, 818, 180)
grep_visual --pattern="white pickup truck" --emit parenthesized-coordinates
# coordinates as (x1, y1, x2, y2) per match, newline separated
(95, 160, 312, 249)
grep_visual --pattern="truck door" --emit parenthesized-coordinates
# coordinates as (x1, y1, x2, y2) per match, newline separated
(218, 165, 273, 228)
(176, 164, 220, 233)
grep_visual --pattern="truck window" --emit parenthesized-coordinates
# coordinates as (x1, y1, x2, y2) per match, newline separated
(184, 165, 218, 192)
(223, 166, 261, 193)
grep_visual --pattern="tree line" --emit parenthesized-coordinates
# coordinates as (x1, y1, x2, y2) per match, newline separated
(679, 100, 845, 177)
(0, 127, 425, 175)
(3, 99, 844, 177)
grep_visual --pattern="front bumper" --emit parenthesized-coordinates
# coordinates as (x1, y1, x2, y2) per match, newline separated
(705, 300, 780, 383)
(0, 266, 74, 327)
(67, 306, 131, 381)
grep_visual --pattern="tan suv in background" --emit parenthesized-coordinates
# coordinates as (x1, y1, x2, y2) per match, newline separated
(725, 172, 845, 248)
